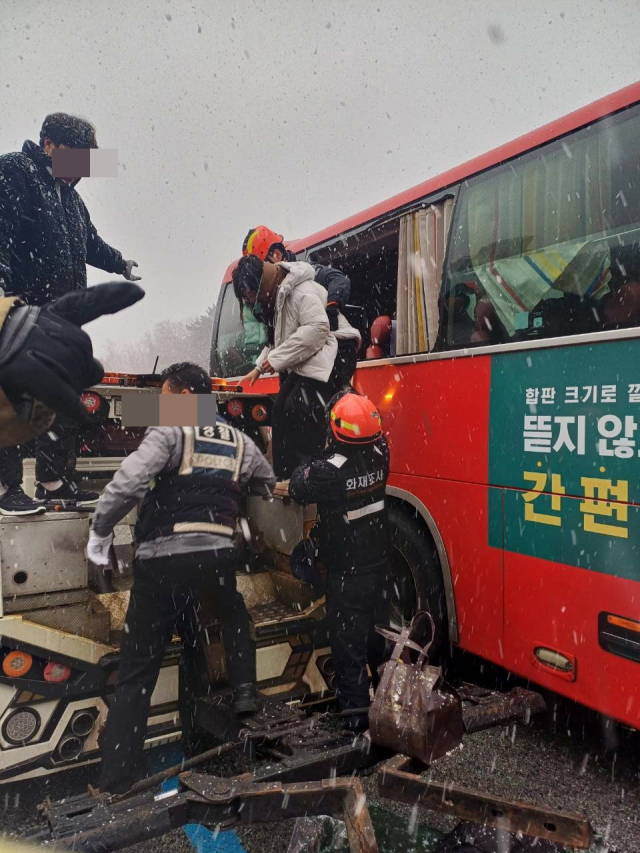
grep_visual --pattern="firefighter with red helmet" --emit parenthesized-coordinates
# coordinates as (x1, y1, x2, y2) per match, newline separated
(289, 391, 391, 731)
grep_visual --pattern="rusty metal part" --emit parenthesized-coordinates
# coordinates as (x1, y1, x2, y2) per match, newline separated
(369, 616, 465, 766)
(182, 773, 378, 852)
(100, 684, 546, 804)
(253, 729, 381, 785)
(107, 738, 243, 803)
(377, 754, 593, 849)
(107, 707, 375, 804)
(458, 684, 547, 733)
(106, 716, 317, 803)
(36, 774, 379, 853)
(31, 684, 550, 851)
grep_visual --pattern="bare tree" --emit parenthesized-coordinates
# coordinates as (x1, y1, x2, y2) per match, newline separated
(97, 307, 216, 374)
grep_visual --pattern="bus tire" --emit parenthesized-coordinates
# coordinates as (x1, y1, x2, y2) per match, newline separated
(387, 504, 448, 654)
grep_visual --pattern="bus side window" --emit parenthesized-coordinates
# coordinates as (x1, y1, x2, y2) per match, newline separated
(309, 219, 401, 362)
(442, 102, 640, 349)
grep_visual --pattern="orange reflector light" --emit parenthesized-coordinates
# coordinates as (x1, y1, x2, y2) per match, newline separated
(227, 399, 244, 417)
(252, 404, 268, 423)
(44, 662, 72, 683)
(81, 393, 101, 415)
(607, 614, 640, 633)
(2, 651, 33, 678)
(534, 647, 573, 672)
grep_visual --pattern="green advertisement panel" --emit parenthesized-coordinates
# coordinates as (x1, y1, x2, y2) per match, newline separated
(488, 338, 640, 581)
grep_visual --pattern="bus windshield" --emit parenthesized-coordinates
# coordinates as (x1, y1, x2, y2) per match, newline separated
(213, 282, 268, 378)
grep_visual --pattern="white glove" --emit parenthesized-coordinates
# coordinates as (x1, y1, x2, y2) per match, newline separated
(87, 530, 113, 566)
(123, 260, 142, 282)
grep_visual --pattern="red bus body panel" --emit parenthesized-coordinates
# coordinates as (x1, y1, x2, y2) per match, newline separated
(214, 82, 640, 727)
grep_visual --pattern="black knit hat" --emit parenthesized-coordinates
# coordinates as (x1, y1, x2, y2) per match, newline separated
(39, 113, 98, 149)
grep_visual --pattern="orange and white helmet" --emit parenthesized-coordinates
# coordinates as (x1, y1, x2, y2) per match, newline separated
(329, 392, 382, 445)
(242, 226, 284, 261)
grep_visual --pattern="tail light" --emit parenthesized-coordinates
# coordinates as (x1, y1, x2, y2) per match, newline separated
(251, 404, 268, 423)
(2, 651, 33, 678)
(44, 662, 72, 684)
(227, 399, 244, 418)
(81, 392, 102, 415)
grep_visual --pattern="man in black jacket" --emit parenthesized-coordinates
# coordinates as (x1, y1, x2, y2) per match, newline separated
(242, 226, 358, 388)
(289, 391, 392, 731)
(0, 113, 140, 514)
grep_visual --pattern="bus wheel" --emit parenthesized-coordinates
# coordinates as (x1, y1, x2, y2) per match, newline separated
(387, 504, 448, 654)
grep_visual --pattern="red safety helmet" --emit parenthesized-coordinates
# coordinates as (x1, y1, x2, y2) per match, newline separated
(330, 393, 382, 445)
(242, 226, 284, 261)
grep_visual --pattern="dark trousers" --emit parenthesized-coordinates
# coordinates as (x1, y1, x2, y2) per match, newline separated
(0, 417, 75, 487)
(99, 548, 255, 794)
(334, 340, 358, 390)
(271, 342, 359, 479)
(272, 373, 334, 479)
(326, 561, 391, 710)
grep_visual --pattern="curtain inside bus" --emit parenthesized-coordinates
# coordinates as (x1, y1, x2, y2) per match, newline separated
(396, 199, 454, 355)
(465, 131, 612, 337)
(443, 102, 640, 347)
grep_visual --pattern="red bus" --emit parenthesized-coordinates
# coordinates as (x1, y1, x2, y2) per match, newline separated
(211, 82, 640, 729)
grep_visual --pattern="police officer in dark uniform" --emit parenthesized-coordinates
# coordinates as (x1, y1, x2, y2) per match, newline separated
(289, 391, 391, 731)
(88, 362, 275, 794)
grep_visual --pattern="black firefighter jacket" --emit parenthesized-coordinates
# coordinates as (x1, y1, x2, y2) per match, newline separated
(289, 436, 391, 574)
(0, 140, 126, 305)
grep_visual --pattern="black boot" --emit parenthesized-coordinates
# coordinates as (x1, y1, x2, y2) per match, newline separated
(233, 683, 258, 716)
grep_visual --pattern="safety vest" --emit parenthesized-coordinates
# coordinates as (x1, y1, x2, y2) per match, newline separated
(135, 421, 245, 543)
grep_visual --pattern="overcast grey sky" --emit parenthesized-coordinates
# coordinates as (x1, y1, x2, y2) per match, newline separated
(1, 0, 639, 367)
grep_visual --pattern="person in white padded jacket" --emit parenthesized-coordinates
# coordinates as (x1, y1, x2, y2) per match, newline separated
(234, 256, 360, 479)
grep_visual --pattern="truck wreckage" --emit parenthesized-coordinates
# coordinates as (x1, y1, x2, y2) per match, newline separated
(0, 375, 595, 851)
(28, 686, 593, 853)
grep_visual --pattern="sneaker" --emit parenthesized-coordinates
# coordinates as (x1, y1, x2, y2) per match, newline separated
(35, 480, 100, 507)
(233, 683, 259, 716)
(0, 485, 47, 516)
